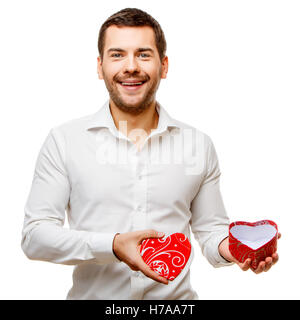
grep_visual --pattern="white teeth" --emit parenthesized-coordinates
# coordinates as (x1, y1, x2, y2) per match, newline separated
(121, 82, 143, 86)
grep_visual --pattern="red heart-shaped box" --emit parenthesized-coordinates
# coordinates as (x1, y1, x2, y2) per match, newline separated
(229, 220, 278, 269)
(140, 233, 191, 281)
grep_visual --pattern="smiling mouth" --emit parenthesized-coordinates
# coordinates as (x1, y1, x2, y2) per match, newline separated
(117, 80, 147, 90)
(121, 81, 145, 86)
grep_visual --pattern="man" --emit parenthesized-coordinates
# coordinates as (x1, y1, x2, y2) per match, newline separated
(22, 8, 279, 300)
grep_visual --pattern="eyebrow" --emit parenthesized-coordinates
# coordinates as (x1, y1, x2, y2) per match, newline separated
(107, 47, 155, 54)
(137, 47, 155, 53)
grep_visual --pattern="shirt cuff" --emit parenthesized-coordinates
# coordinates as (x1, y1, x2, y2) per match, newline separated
(88, 232, 121, 264)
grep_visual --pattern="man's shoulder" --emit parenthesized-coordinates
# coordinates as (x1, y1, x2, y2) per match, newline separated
(171, 117, 213, 145)
(50, 111, 96, 136)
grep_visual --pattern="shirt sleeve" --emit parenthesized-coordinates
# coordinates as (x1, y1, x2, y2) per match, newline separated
(190, 135, 234, 268)
(21, 127, 120, 265)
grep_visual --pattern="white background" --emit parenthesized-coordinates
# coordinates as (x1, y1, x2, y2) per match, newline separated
(0, 0, 299, 299)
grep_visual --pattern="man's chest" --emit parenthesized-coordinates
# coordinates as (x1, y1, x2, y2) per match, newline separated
(65, 129, 206, 226)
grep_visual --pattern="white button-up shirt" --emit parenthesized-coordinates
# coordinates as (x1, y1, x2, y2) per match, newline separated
(21, 100, 233, 300)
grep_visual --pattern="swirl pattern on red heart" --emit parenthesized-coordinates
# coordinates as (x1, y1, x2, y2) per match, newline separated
(140, 232, 191, 281)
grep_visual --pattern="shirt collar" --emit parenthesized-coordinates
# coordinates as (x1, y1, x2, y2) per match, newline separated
(86, 100, 180, 134)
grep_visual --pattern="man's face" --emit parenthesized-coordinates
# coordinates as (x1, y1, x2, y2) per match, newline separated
(97, 26, 168, 114)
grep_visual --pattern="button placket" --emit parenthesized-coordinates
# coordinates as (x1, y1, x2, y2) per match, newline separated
(131, 149, 147, 231)
(130, 148, 148, 300)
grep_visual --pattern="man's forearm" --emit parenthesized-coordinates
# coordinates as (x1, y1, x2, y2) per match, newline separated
(21, 222, 120, 265)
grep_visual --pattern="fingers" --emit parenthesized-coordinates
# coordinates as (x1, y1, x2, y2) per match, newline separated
(251, 253, 279, 274)
(272, 252, 279, 264)
(116, 229, 168, 284)
(277, 233, 281, 239)
(135, 254, 169, 285)
(137, 229, 165, 244)
(239, 258, 251, 271)
(136, 230, 168, 284)
(252, 260, 266, 274)
(264, 257, 273, 272)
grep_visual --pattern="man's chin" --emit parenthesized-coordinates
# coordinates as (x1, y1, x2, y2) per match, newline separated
(113, 99, 151, 114)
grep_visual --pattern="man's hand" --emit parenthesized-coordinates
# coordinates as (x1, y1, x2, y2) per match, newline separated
(113, 229, 169, 285)
(218, 233, 281, 274)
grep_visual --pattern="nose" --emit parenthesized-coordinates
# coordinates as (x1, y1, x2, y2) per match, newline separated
(123, 55, 140, 74)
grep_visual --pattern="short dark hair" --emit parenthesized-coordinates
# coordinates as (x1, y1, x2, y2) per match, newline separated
(98, 8, 167, 61)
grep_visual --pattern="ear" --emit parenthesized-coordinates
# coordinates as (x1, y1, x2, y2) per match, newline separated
(97, 56, 104, 79)
(161, 55, 169, 79)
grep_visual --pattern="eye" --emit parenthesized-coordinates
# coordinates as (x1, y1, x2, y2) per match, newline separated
(111, 53, 122, 58)
(139, 53, 150, 58)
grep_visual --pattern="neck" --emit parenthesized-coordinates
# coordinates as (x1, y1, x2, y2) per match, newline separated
(109, 99, 159, 137)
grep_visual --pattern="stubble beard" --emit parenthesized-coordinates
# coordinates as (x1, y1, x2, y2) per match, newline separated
(102, 70, 161, 115)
